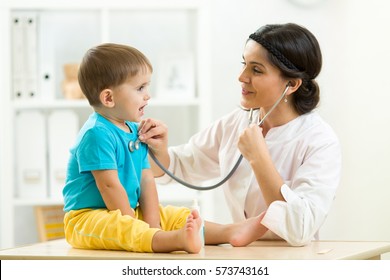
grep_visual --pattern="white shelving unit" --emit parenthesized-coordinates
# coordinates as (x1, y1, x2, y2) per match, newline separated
(0, 0, 212, 249)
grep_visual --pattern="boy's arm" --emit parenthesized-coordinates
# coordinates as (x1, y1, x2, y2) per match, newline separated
(138, 169, 161, 228)
(92, 169, 135, 217)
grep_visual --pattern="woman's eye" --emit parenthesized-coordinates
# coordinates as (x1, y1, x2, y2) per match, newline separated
(241, 62, 261, 74)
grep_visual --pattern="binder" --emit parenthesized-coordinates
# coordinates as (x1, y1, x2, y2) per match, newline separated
(38, 12, 55, 101)
(24, 13, 39, 99)
(11, 13, 25, 99)
(15, 111, 47, 199)
(11, 12, 39, 100)
(39, 55, 55, 102)
(47, 110, 79, 200)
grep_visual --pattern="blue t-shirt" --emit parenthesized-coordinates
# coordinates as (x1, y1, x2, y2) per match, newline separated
(63, 112, 150, 212)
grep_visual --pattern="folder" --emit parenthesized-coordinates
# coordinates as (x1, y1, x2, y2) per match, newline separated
(47, 110, 79, 200)
(37, 12, 55, 101)
(24, 13, 39, 99)
(11, 13, 25, 99)
(11, 12, 39, 100)
(15, 111, 47, 199)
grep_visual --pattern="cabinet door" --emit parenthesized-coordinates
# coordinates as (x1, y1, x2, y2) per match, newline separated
(15, 110, 47, 199)
(47, 110, 79, 199)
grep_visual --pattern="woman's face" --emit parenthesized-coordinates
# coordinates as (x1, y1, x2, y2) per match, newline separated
(239, 40, 288, 110)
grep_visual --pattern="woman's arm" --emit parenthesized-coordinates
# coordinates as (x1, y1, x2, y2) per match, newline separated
(139, 112, 235, 184)
(238, 123, 285, 205)
(263, 135, 341, 246)
(92, 169, 135, 217)
(140, 121, 217, 182)
(138, 169, 161, 228)
(239, 117, 342, 246)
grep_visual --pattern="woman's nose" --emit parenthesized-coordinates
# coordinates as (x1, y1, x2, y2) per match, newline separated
(238, 68, 250, 83)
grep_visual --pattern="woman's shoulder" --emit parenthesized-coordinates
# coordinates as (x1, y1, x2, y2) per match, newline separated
(296, 111, 339, 143)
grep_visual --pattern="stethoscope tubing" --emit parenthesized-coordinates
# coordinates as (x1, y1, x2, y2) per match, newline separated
(148, 84, 290, 191)
(149, 150, 243, 191)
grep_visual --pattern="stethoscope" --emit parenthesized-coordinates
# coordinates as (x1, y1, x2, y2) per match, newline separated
(128, 139, 141, 152)
(132, 83, 290, 191)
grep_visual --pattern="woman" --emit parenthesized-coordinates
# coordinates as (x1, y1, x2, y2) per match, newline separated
(139, 23, 341, 246)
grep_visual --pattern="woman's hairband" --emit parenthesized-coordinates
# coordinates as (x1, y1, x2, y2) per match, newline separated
(249, 33, 300, 71)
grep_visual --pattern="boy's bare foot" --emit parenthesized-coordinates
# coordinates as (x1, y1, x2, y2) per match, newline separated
(180, 210, 202, 253)
(229, 211, 268, 247)
(151, 210, 202, 253)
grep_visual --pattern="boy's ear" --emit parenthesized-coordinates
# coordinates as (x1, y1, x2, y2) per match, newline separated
(99, 89, 115, 107)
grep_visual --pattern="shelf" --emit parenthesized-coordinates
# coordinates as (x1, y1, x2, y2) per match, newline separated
(12, 97, 200, 110)
(12, 184, 195, 206)
(13, 198, 64, 206)
(12, 184, 194, 207)
(13, 99, 89, 110)
(7, 0, 202, 10)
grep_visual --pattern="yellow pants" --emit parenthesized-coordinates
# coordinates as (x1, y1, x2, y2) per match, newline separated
(64, 205, 190, 253)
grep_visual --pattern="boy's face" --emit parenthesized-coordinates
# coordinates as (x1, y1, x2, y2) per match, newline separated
(112, 70, 152, 123)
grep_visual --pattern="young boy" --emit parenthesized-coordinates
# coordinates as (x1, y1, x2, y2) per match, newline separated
(63, 43, 269, 253)
(62, 43, 202, 253)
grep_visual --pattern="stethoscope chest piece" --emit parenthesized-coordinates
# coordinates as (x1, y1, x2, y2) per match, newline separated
(129, 139, 140, 152)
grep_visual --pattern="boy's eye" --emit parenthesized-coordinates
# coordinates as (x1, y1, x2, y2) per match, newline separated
(138, 85, 146, 91)
(138, 83, 150, 92)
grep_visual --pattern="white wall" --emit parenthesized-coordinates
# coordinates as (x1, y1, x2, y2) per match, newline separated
(208, 0, 340, 120)
(2, 0, 390, 254)
(207, 0, 390, 257)
(319, 0, 390, 245)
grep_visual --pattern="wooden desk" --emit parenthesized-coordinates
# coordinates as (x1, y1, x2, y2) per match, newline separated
(1, 239, 390, 260)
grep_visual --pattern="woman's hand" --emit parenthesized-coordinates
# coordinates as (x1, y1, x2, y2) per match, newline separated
(138, 118, 168, 154)
(138, 118, 170, 177)
(238, 123, 268, 164)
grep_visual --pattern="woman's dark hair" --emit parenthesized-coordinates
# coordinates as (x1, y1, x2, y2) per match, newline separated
(249, 23, 322, 114)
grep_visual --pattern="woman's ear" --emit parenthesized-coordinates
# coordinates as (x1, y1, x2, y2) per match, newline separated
(287, 79, 302, 94)
(99, 89, 115, 108)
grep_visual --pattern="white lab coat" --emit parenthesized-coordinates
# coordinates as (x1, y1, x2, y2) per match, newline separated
(157, 108, 341, 246)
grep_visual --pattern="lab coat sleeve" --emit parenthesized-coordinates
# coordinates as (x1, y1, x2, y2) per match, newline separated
(261, 135, 342, 247)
